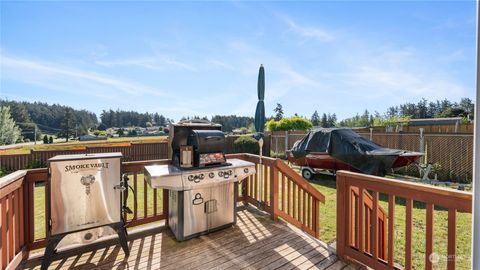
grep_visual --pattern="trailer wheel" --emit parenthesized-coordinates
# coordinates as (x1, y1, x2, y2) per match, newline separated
(302, 168, 313, 180)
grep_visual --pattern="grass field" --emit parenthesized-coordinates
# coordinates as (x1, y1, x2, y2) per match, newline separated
(31, 168, 472, 269)
(1, 136, 167, 155)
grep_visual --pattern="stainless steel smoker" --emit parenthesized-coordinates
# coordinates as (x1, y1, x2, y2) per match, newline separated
(42, 153, 129, 270)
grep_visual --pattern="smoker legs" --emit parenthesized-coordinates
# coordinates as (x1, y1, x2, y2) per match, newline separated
(41, 223, 129, 269)
(40, 234, 65, 270)
(111, 223, 130, 257)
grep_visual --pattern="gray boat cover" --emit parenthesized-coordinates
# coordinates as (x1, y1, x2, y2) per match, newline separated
(290, 128, 409, 176)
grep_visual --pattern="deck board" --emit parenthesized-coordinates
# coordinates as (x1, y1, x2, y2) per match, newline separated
(21, 207, 361, 270)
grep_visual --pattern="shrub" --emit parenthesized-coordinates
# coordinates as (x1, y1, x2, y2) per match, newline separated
(43, 135, 49, 144)
(266, 116, 313, 131)
(26, 159, 46, 169)
(48, 136, 53, 144)
(270, 151, 287, 159)
(233, 136, 260, 154)
(128, 129, 138, 136)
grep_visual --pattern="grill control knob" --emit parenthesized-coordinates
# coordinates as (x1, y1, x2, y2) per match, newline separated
(244, 168, 249, 173)
(199, 174, 205, 180)
(209, 172, 215, 178)
(188, 175, 194, 181)
(218, 171, 224, 177)
(228, 170, 233, 175)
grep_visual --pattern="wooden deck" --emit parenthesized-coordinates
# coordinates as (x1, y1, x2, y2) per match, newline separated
(20, 207, 362, 270)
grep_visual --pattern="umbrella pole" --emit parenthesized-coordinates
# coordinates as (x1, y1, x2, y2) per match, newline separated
(258, 138, 264, 207)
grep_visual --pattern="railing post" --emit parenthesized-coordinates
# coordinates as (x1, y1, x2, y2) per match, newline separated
(284, 131, 289, 154)
(270, 160, 279, 220)
(336, 173, 347, 258)
(314, 199, 320, 238)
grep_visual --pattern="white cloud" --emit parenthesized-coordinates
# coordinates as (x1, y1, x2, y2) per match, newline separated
(95, 55, 198, 72)
(280, 15, 334, 42)
(207, 59, 235, 71)
(1, 53, 166, 97)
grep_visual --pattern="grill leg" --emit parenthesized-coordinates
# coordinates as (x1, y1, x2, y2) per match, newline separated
(111, 223, 130, 256)
(41, 234, 65, 270)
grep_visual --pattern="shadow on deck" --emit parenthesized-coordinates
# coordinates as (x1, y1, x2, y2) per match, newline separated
(21, 207, 362, 270)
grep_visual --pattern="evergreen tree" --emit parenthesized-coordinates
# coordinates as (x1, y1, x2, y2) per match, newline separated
(61, 108, 75, 142)
(43, 134, 48, 144)
(320, 113, 328, 128)
(311, 111, 320, 126)
(0, 106, 22, 145)
(10, 102, 31, 123)
(327, 113, 337, 127)
(273, 103, 284, 121)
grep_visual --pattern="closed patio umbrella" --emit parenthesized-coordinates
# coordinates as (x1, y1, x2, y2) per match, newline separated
(254, 64, 266, 134)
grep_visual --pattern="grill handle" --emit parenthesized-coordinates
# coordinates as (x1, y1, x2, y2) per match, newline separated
(204, 136, 222, 141)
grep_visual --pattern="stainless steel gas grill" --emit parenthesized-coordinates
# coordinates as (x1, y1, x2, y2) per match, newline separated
(41, 153, 129, 270)
(145, 120, 256, 241)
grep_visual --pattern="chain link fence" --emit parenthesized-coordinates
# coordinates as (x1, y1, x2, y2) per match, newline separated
(269, 130, 473, 183)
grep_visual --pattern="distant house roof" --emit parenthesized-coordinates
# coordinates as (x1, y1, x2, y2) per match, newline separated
(408, 117, 462, 126)
(79, 135, 108, 141)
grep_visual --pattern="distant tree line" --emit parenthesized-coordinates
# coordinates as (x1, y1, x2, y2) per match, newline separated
(385, 98, 474, 120)
(310, 110, 337, 128)
(99, 110, 172, 129)
(338, 98, 474, 128)
(211, 115, 254, 132)
(0, 100, 98, 140)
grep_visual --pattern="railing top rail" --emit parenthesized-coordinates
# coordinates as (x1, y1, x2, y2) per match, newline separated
(338, 170, 472, 212)
(0, 169, 26, 189)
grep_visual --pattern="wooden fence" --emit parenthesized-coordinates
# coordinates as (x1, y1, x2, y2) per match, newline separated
(354, 123, 473, 134)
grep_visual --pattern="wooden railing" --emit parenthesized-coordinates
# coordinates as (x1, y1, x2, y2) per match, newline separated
(229, 153, 326, 238)
(350, 186, 388, 260)
(336, 170, 472, 270)
(0, 154, 326, 269)
(0, 171, 28, 270)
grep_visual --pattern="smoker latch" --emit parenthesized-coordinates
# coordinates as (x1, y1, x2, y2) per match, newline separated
(114, 185, 126, 191)
(204, 199, 218, 214)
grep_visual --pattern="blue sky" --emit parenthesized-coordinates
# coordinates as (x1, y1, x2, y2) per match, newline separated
(0, 1, 477, 121)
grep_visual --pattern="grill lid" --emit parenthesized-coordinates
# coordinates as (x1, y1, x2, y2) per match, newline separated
(188, 130, 225, 153)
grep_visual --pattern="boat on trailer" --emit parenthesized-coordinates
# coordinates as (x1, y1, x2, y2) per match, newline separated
(287, 128, 423, 180)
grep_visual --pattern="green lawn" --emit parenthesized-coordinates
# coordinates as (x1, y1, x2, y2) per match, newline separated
(31, 170, 472, 269)
(309, 173, 472, 270)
